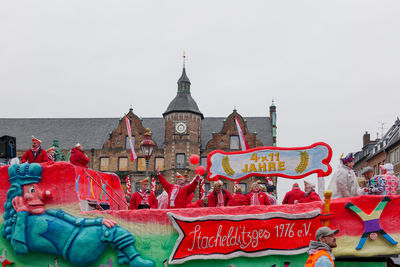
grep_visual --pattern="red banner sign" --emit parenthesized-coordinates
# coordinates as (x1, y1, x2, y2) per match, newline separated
(167, 210, 321, 264)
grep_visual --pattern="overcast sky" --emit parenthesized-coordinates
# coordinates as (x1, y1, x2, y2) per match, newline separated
(1, 1, 399, 202)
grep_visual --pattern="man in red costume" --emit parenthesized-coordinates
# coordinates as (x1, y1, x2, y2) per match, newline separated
(228, 187, 249, 206)
(296, 181, 321, 203)
(70, 143, 89, 168)
(282, 183, 305, 204)
(247, 182, 270, 206)
(21, 136, 49, 163)
(130, 178, 158, 209)
(208, 180, 232, 207)
(156, 169, 200, 209)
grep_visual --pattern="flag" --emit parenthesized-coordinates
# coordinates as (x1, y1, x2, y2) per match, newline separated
(151, 177, 156, 193)
(199, 177, 205, 199)
(235, 117, 250, 151)
(125, 115, 137, 161)
(126, 176, 132, 198)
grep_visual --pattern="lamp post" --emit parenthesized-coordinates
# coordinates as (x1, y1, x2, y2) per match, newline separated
(140, 128, 156, 178)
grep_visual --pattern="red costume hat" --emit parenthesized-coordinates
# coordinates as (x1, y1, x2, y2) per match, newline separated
(31, 136, 41, 144)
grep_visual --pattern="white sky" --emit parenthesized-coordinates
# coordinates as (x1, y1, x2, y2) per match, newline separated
(1, 1, 399, 202)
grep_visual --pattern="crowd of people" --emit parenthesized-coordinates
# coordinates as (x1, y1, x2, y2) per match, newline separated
(19, 136, 90, 168)
(328, 153, 398, 199)
(14, 136, 400, 211)
(129, 168, 280, 210)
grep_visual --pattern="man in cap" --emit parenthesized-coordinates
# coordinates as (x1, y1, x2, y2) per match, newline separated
(130, 177, 158, 209)
(69, 143, 89, 168)
(327, 153, 367, 199)
(282, 183, 305, 204)
(305, 226, 339, 267)
(363, 166, 385, 195)
(21, 136, 49, 163)
(156, 168, 200, 209)
(296, 181, 321, 203)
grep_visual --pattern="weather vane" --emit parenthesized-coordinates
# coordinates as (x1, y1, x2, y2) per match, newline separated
(183, 51, 187, 67)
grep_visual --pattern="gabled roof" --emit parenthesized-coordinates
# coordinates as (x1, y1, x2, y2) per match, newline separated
(0, 117, 272, 151)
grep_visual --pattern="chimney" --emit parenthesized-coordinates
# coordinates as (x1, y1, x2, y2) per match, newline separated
(363, 131, 370, 147)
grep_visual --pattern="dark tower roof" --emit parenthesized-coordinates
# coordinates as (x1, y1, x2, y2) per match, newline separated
(163, 67, 203, 119)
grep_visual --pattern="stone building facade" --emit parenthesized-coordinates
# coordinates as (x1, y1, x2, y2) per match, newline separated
(1, 65, 276, 199)
(354, 118, 400, 177)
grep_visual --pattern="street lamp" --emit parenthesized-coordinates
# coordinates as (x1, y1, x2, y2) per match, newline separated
(140, 128, 156, 178)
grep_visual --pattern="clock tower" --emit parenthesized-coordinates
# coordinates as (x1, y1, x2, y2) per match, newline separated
(163, 65, 203, 182)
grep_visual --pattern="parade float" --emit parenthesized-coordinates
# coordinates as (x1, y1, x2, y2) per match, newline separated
(0, 142, 398, 267)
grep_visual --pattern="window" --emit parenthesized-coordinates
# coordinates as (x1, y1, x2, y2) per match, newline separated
(125, 135, 135, 150)
(390, 152, 395, 164)
(396, 148, 400, 163)
(230, 135, 240, 150)
(155, 157, 165, 171)
(239, 183, 247, 194)
(118, 157, 128, 171)
(176, 153, 186, 169)
(200, 157, 208, 168)
(223, 183, 227, 190)
(100, 157, 110, 171)
(137, 158, 146, 171)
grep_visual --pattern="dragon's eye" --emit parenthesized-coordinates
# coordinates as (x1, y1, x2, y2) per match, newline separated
(28, 186, 35, 193)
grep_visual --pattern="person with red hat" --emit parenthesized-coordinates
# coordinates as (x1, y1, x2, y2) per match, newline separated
(21, 136, 49, 163)
(295, 181, 321, 203)
(69, 143, 89, 168)
(130, 177, 158, 209)
(247, 181, 270, 206)
(156, 168, 200, 209)
(46, 147, 55, 162)
(228, 187, 249, 206)
(282, 183, 305, 204)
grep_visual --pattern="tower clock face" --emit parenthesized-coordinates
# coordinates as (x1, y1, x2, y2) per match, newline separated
(175, 122, 188, 134)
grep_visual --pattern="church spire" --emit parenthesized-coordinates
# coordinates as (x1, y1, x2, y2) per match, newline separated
(177, 52, 191, 93)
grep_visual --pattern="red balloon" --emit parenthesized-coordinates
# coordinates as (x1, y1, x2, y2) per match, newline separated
(190, 154, 200, 165)
(196, 165, 205, 175)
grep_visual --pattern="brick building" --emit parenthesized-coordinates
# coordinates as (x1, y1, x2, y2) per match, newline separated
(0, 65, 276, 198)
(354, 118, 400, 177)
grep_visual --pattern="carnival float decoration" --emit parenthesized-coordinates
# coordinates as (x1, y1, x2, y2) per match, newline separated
(0, 142, 398, 266)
